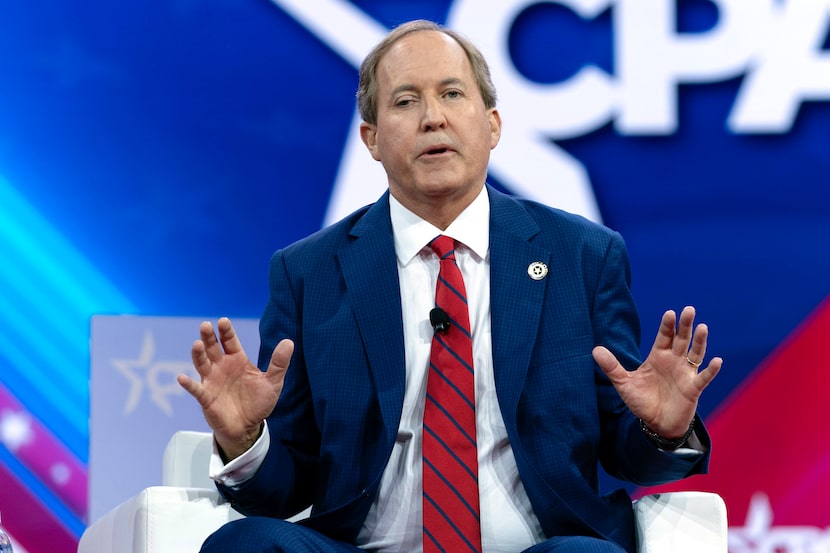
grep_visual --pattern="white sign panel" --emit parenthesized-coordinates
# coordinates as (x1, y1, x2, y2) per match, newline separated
(88, 315, 259, 523)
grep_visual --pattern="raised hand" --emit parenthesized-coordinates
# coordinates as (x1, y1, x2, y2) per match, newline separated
(592, 306, 722, 439)
(177, 317, 294, 460)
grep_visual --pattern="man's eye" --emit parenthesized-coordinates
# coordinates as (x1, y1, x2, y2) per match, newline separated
(445, 90, 462, 99)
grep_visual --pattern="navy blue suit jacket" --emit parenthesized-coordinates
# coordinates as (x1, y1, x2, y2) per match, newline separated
(218, 186, 710, 552)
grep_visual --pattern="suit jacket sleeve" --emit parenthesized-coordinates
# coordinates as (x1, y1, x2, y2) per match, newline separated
(590, 231, 711, 486)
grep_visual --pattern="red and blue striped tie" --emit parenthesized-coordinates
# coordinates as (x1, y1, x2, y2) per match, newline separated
(423, 235, 481, 553)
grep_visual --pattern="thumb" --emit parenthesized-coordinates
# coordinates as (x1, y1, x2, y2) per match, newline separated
(177, 373, 201, 399)
(267, 338, 295, 376)
(592, 346, 626, 385)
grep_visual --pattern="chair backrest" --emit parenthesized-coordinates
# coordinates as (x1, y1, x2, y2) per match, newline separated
(162, 431, 215, 488)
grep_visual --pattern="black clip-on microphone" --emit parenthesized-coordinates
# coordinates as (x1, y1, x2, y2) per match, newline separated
(429, 307, 451, 334)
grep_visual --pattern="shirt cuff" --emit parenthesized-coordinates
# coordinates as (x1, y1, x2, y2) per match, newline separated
(209, 424, 270, 487)
(666, 429, 706, 458)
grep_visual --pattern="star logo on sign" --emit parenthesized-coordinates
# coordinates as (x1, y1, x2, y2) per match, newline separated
(112, 330, 195, 417)
(727, 492, 830, 552)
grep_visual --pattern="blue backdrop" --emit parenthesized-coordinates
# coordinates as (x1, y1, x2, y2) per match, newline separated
(0, 1, 828, 550)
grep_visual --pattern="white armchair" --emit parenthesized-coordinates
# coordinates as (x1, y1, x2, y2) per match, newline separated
(78, 432, 244, 553)
(78, 431, 728, 553)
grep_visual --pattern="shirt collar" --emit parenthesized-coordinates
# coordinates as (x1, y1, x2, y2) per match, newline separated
(389, 186, 490, 266)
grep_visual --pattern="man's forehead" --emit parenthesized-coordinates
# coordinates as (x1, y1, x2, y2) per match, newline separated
(385, 31, 465, 64)
(389, 29, 457, 50)
(378, 32, 472, 86)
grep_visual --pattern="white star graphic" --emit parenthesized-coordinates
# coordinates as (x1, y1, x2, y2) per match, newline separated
(111, 330, 195, 416)
(269, 0, 602, 225)
(728, 492, 830, 552)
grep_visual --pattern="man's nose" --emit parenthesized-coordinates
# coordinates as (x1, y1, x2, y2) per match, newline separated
(420, 96, 447, 131)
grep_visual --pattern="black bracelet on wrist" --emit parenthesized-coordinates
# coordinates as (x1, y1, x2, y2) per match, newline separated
(639, 418, 695, 450)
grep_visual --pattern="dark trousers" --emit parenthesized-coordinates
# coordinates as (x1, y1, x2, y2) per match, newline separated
(201, 517, 627, 553)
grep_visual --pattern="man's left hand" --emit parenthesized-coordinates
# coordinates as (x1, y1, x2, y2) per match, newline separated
(592, 306, 722, 439)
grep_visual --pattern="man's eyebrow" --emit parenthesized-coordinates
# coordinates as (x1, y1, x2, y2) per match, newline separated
(438, 77, 465, 88)
(391, 84, 418, 97)
(390, 78, 467, 97)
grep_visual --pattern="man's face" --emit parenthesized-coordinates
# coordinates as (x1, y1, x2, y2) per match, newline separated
(360, 31, 501, 225)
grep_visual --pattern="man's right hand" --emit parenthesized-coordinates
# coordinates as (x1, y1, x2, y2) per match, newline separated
(177, 317, 294, 461)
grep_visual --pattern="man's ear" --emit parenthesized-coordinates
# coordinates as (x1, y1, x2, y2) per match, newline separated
(360, 122, 381, 161)
(488, 108, 502, 149)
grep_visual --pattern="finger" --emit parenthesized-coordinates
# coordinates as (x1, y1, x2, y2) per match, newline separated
(592, 346, 628, 386)
(200, 321, 224, 363)
(694, 356, 722, 391)
(651, 310, 677, 352)
(217, 317, 245, 356)
(672, 306, 696, 356)
(190, 339, 211, 378)
(686, 322, 709, 367)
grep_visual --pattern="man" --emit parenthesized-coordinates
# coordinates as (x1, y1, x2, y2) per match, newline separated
(178, 19, 721, 553)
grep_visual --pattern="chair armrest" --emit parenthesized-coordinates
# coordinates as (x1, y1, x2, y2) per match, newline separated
(78, 486, 244, 553)
(79, 484, 726, 552)
(634, 491, 728, 553)
(162, 431, 215, 488)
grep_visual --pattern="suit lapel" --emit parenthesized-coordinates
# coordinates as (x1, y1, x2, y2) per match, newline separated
(337, 192, 405, 445)
(487, 187, 551, 422)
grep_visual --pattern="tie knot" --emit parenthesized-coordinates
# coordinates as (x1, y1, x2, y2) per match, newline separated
(429, 235, 456, 260)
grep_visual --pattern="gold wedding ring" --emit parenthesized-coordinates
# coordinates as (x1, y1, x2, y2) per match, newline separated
(685, 355, 702, 368)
